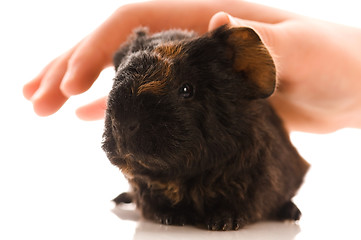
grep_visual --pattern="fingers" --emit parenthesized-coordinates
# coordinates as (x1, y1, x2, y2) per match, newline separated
(60, 3, 151, 97)
(76, 97, 107, 121)
(23, 59, 55, 100)
(23, 45, 79, 116)
(60, 44, 110, 97)
(25, 5, 133, 117)
(29, 53, 71, 116)
(25, 24, 114, 116)
(25, 0, 299, 118)
(23, 76, 41, 101)
(32, 89, 68, 117)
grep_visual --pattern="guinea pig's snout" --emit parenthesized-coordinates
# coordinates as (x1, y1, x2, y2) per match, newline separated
(126, 121, 140, 136)
(112, 118, 140, 137)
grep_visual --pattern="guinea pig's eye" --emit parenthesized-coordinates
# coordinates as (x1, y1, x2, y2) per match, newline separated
(178, 83, 194, 99)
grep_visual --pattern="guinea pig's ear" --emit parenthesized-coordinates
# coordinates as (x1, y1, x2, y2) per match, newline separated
(216, 26, 276, 99)
(113, 28, 149, 71)
(113, 42, 132, 71)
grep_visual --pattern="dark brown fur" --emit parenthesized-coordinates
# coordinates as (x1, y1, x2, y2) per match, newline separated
(102, 25, 309, 231)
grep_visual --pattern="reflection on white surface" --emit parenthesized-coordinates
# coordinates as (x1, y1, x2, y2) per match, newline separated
(112, 204, 301, 240)
(135, 221, 300, 240)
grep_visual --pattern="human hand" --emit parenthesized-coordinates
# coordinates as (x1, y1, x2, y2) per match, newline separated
(209, 11, 361, 133)
(24, 0, 361, 133)
(23, 0, 241, 119)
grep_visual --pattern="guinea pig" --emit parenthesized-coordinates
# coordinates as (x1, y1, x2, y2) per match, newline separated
(102, 25, 310, 231)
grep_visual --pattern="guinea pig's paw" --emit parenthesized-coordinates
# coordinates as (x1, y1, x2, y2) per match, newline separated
(205, 213, 245, 231)
(154, 212, 187, 226)
(277, 201, 302, 221)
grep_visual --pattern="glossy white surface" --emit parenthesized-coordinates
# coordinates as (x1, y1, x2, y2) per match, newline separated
(1, 1, 360, 239)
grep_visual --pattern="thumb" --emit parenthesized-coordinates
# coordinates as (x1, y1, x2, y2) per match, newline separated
(209, 12, 285, 69)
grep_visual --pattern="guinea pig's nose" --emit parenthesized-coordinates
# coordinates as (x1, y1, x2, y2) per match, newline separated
(127, 121, 140, 136)
(112, 119, 140, 137)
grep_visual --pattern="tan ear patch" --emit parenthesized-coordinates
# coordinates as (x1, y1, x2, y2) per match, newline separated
(226, 27, 276, 98)
(227, 27, 261, 43)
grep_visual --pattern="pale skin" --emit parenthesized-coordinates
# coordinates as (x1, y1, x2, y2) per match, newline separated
(23, 0, 361, 133)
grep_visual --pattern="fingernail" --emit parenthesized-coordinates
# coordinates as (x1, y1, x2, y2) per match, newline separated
(227, 14, 245, 26)
(227, 14, 237, 25)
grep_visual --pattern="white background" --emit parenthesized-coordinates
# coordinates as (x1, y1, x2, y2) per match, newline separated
(1, 0, 360, 239)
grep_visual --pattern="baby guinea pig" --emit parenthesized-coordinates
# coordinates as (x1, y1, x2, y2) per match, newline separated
(102, 25, 310, 231)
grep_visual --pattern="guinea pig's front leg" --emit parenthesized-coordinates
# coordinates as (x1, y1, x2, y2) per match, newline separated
(153, 210, 189, 226)
(204, 208, 248, 231)
(135, 188, 194, 226)
(140, 200, 193, 226)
